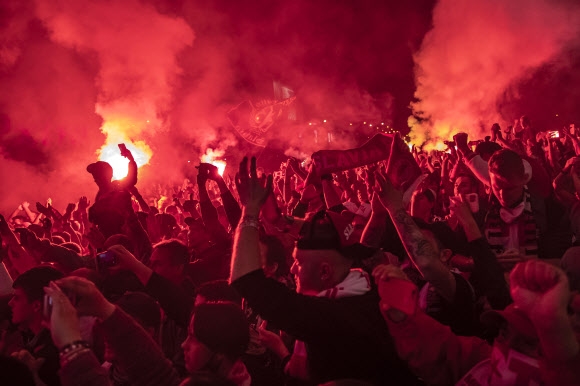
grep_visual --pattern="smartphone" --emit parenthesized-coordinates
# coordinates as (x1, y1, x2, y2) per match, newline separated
(43, 294, 53, 319)
(463, 193, 479, 213)
(547, 130, 560, 139)
(43, 290, 77, 319)
(377, 278, 418, 316)
(96, 250, 117, 270)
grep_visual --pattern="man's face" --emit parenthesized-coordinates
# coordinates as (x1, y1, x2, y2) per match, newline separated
(490, 172, 525, 208)
(181, 316, 214, 373)
(290, 248, 325, 295)
(149, 249, 182, 283)
(9, 288, 39, 326)
(454, 176, 476, 196)
(410, 190, 434, 219)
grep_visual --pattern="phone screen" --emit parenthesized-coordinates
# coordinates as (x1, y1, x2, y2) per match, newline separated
(96, 250, 117, 270)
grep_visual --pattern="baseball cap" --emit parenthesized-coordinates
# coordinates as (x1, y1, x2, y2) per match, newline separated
(296, 210, 374, 259)
(86, 161, 113, 176)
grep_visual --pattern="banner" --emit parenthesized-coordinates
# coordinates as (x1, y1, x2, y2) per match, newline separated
(227, 97, 296, 147)
(386, 133, 423, 191)
(311, 134, 394, 174)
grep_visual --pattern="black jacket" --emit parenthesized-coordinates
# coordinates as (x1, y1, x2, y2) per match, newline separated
(232, 269, 421, 385)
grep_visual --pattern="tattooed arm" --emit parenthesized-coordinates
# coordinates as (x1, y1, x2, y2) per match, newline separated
(375, 171, 456, 302)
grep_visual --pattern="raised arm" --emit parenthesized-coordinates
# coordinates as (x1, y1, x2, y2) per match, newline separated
(375, 171, 456, 303)
(230, 157, 272, 282)
(118, 144, 138, 189)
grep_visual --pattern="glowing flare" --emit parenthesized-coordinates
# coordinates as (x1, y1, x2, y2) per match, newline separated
(99, 140, 152, 180)
(201, 148, 226, 176)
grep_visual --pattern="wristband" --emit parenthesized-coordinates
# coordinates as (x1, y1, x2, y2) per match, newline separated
(239, 219, 260, 230)
(60, 347, 91, 367)
(59, 340, 90, 357)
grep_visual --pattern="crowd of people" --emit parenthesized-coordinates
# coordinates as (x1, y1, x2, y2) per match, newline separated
(0, 115, 579, 386)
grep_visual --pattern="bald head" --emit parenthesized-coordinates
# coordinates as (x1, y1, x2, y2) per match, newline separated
(291, 248, 353, 295)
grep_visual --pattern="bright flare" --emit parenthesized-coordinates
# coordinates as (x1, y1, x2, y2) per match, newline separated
(201, 148, 226, 176)
(99, 140, 152, 180)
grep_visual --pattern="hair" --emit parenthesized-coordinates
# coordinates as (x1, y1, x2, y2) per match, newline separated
(196, 280, 242, 306)
(27, 224, 44, 238)
(52, 231, 71, 243)
(475, 139, 502, 161)
(60, 242, 82, 254)
(51, 235, 65, 245)
(153, 239, 190, 267)
(12, 266, 64, 302)
(179, 372, 236, 386)
(415, 219, 469, 256)
(104, 234, 134, 254)
(488, 149, 525, 180)
(259, 234, 290, 277)
(192, 302, 249, 361)
(454, 173, 478, 189)
(115, 292, 161, 332)
(155, 213, 178, 237)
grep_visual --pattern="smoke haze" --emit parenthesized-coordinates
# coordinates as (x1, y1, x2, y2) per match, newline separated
(410, 0, 580, 148)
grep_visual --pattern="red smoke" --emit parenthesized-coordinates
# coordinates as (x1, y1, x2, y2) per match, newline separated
(410, 0, 580, 149)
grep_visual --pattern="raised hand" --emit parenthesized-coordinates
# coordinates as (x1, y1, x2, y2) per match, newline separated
(374, 170, 403, 212)
(36, 202, 51, 217)
(77, 196, 90, 212)
(65, 203, 76, 215)
(197, 163, 220, 182)
(54, 276, 115, 320)
(448, 196, 473, 225)
(510, 260, 569, 326)
(258, 321, 289, 359)
(43, 282, 82, 348)
(235, 157, 273, 214)
(118, 143, 134, 160)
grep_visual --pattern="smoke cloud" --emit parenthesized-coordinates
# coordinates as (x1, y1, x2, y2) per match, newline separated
(410, 0, 580, 148)
(0, 0, 431, 214)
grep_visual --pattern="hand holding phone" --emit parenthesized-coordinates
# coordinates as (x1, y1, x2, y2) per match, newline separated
(118, 143, 133, 160)
(462, 193, 479, 213)
(96, 250, 118, 271)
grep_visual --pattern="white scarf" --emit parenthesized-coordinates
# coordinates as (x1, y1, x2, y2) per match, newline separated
(456, 346, 541, 386)
(499, 192, 529, 225)
(288, 269, 372, 380)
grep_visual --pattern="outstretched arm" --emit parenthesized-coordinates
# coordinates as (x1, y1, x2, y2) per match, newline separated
(375, 171, 456, 302)
(230, 157, 272, 282)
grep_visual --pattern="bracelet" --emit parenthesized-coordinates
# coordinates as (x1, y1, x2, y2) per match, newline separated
(238, 219, 260, 230)
(242, 214, 259, 222)
(59, 340, 90, 357)
(60, 347, 91, 367)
